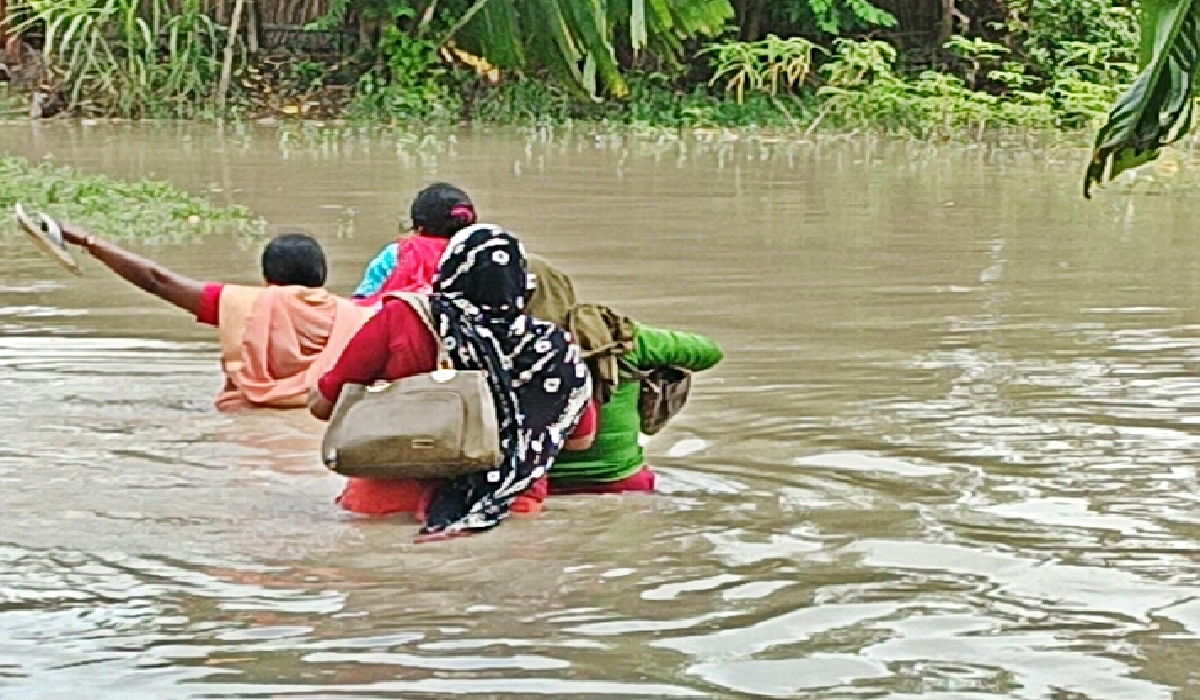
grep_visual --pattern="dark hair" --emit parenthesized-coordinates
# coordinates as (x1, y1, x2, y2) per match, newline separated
(261, 232, 327, 287)
(411, 182, 476, 238)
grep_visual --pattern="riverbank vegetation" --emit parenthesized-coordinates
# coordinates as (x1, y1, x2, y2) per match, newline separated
(0, 155, 261, 239)
(0, 0, 1139, 137)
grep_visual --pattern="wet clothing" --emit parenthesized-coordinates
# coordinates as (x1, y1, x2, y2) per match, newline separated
(336, 402, 596, 517)
(353, 243, 400, 298)
(353, 243, 574, 327)
(195, 282, 370, 412)
(550, 325, 723, 489)
(321, 225, 591, 535)
(550, 465, 656, 495)
(353, 235, 449, 308)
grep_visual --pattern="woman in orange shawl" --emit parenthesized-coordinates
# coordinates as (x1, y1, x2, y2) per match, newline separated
(57, 224, 369, 411)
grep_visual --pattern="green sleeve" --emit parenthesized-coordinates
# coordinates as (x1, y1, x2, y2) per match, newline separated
(625, 324, 724, 372)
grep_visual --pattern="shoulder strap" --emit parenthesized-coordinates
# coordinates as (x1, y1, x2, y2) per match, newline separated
(387, 292, 435, 332)
(618, 358, 650, 380)
(385, 292, 452, 369)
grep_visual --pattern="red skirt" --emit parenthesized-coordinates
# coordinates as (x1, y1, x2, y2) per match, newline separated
(337, 475, 551, 518)
(336, 466, 655, 517)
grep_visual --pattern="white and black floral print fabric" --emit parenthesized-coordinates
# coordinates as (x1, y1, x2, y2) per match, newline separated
(422, 224, 591, 535)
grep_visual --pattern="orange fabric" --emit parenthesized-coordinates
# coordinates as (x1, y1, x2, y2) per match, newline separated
(355, 235, 449, 309)
(217, 285, 262, 382)
(215, 285, 372, 412)
(337, 478, 436, 517)
(337, 476, 548, 518)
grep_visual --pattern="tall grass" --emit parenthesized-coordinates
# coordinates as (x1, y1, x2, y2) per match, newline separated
(9, 0, 226, 117)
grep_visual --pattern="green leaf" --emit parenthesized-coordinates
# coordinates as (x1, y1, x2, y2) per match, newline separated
(1085, 0, 1199, 197)
(630, 0, 646, 52)
(456, 0, 729, 97)
(474, 0, 524, 68)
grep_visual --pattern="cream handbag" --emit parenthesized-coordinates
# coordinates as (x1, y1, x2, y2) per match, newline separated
(321, 293, 501, 479)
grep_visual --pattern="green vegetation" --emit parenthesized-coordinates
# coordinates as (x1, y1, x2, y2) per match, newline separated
(1086, 0, 1197, 196)
(0, 0, 1144, 140)
(0, 156, 262, 240)
(12, 0, 224, 118)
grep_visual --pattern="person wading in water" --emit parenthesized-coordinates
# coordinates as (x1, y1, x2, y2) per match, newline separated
(56, 223, 370, 411)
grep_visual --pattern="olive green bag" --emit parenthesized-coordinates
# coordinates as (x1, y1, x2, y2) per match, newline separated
(321, 293, 501, 479)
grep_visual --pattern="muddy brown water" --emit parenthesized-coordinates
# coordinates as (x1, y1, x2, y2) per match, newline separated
(3, 123, 1200, 699)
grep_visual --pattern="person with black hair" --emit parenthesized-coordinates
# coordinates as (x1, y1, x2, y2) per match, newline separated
(55, 223, 371, 412)
(351, 182, 575, 324)
(313, 225, 593, 538)
(353, 182, 478, 306)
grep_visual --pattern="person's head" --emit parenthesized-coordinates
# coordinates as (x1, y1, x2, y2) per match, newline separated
(261, 231, 327, 287)
(435, 225, 529, 314)
(410, 183, 476, 238)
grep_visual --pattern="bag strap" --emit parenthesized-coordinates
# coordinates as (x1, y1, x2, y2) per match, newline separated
(386, 292, 453, 370)
(617, 358, 650, 380)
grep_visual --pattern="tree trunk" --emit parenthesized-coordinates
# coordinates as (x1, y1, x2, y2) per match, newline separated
(733, 0, 747, 37)
(741, 0, 765, 41)
(939, 0, 956, 44)
(247, 0, 259, 54)
(217, 0, 246, 117)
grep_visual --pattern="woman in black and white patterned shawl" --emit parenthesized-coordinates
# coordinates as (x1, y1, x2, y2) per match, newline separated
(422, 224, 591, 536)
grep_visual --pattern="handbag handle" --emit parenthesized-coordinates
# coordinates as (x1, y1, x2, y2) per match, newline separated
(387, 292, 454, 371)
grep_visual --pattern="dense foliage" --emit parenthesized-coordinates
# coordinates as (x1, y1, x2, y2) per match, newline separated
(0, 0, 1143, 135)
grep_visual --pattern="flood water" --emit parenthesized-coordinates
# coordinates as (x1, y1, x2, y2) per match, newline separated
(3, 123, 1200, 699)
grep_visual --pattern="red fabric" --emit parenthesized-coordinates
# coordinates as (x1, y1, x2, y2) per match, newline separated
(550, 466, 657, 495)
(512, 476, 548, 514)
(337, 478, 436, 517)
(354, 235, 450, 309)
(338, 465, 650, 518)
(321, 298, 438, 516)
(509, 404, 593, 513)
(195, 282, 224, 326)
(316, 298, 440, 403)
(321, 304, 594, 517)
(573, 400, 597, 440)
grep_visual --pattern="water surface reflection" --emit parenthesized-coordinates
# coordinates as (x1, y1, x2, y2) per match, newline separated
(2, 124, 1200, 699)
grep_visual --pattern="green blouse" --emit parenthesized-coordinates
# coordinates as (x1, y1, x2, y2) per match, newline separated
(551, 325, 723, 484)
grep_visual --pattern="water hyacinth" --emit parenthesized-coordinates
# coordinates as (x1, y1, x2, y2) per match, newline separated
(0, 155, 263, 241)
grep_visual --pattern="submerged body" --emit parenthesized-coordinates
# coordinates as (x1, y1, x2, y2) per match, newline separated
(200, 283, 370, 411)
(314, 225, 592, 536)
(353, 235, 449, 308)
(552, 325, 724, 493)
(55, 224, 365, 411)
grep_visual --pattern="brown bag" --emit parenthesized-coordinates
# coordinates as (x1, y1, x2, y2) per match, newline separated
(321, 293, 501, 479)
(623, 364, 692, 436)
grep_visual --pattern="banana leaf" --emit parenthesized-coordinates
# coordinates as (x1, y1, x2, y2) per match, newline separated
(453, 0, 731, 98)
(1084, 0, 1200, 198)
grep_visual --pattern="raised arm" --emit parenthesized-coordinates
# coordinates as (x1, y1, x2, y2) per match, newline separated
(59, 222, 206, 316)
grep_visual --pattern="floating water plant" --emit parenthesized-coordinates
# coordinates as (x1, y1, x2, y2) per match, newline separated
(0, 155, 263, 242)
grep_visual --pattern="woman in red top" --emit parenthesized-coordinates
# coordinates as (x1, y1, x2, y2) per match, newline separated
(310, 225, 593, 538)
(352, 183, 477, 308)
